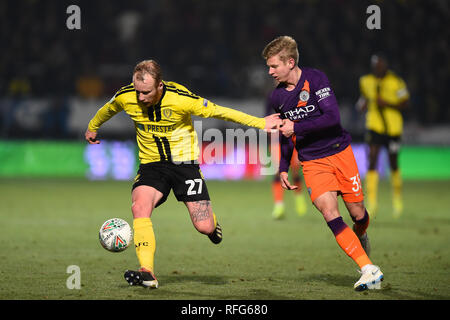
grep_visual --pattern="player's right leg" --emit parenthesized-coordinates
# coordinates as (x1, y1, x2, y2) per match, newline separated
(353, 264, 384, 291)
(270, 142, 285, 219)
(124, 163, 171, 288)
(292, 177, 307, 217)
(291, 150, 307, 217)
(388, 149, 403, 218)
(304, 148, 383, 291)
(314, 192, 371, 268)
(314, 192, 382, 290)
(124, 185, 163, 288)
(271, 173, 285, 219)
(131, 185, 162, 270)
(345, 201, 371, 257)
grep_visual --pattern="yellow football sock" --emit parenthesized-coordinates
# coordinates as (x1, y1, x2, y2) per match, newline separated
(391, 170, 402, 199)
(365, 170, 379, 216)
(133, 217, 156, 272)
(212, 213, 217, 228)
(295, 193, 307, 216)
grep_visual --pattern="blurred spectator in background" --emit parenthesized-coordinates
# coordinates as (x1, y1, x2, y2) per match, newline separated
(1, 71, 31, 138)
(42, 96, 70, 139)
(76, 71, 105, 99)
(356, 54, 410, 219)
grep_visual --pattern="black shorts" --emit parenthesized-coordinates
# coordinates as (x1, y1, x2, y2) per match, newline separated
(365, 130, 401, 154)
(132, 162, 210, 208)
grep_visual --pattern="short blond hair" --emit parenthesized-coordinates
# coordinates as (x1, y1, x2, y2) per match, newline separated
(262, 36, 299, 65)
(133, 60, 162, 83)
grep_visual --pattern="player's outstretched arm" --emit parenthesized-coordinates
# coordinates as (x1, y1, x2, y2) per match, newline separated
(192, 100, 281, 130)
(85, 129, 100, 144)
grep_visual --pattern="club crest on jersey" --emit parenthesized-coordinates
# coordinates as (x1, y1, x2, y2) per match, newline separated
(299, 90, 309, 102)
(296, 80, 310, 108)
(163, 108, 172, 119)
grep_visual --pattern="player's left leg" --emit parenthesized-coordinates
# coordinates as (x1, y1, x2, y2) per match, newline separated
(345, 201, 371, 257)
(314, 192, 371, 268)
(333, 145, 384, 289)
(366, 143, 381, 217)
(314, 192, 382, 291)
(172, 164, 222, 244)
(184, 200, 215, 235)
(334, 145, 372, 257)
(185, 200, 222, 244)
(388, 141, 403, 218)
(271, 173, 286, 219)
(291, 155, 307, 216)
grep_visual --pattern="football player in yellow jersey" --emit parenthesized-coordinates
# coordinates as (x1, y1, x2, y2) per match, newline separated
(85, 60, 282, 288)
(357, 54, 409, 218)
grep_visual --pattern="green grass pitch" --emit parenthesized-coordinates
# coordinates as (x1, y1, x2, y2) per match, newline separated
(0, 178, 449, 300)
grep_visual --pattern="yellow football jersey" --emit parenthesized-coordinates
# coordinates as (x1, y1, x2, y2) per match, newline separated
(88, 81, 266, 164)
(359, 70, 409, 136)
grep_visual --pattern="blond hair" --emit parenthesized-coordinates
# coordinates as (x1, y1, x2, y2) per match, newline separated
(262, 36, 299, 65)
(133, 60, 162, 83)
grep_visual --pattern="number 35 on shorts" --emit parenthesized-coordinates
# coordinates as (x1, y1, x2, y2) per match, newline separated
(350, 173, 362, 194)
(185, 179, 203, 195)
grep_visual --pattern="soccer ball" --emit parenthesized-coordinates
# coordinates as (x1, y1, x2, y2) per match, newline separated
(99, 218, 133, 252)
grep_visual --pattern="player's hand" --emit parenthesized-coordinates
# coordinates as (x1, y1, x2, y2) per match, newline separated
(264, 113, 282, 132)
(85, 129, 100, 144)
(280, 172, 298, 190)
(279, 119, 294, 137)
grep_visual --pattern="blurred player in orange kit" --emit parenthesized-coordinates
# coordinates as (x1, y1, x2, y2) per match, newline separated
(266, 97, 307, 219)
